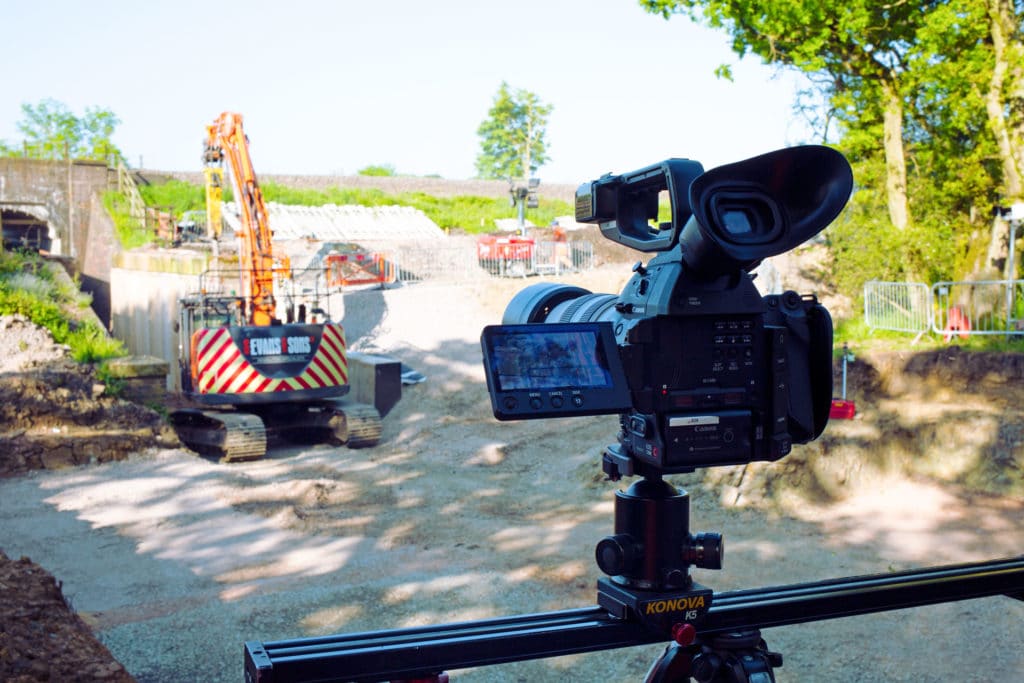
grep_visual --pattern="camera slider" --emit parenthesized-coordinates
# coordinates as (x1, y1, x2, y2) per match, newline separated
(244, 556, 1024, 682)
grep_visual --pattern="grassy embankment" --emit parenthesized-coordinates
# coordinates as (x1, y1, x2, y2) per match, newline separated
(0, 249, 125, 364)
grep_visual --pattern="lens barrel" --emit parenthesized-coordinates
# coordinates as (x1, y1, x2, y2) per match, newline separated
(503, 282, 620, 325)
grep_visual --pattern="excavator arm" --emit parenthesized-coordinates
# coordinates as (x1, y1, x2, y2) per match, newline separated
(204, 112, 279, 326)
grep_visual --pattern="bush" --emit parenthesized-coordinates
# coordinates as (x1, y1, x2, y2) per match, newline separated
(0, 251, 126, 363)
(102, 191, 154, 249)
(0, 284, 71, 341)
(358, 164, 397, 177)
(67, 324, 126, 363)
(137, 178, 210, 215)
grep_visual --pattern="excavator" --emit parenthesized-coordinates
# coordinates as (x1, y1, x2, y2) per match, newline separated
(169, 112, 392, 461)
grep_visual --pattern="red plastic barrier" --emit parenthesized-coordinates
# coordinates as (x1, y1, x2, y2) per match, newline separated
(944, 306, 971, 342)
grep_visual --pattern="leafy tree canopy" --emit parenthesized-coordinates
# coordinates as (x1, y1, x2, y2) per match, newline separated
(2, 98, 122, 162)
(641, 0, 1024, 298)
(475, 82, 553, 180)
(358, 163, 397, 177)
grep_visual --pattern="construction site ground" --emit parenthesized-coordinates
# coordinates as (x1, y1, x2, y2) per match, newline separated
(2, 254, 1024, 682)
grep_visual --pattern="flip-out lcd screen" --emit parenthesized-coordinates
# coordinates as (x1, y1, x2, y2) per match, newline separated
(481, 322, 631, 420)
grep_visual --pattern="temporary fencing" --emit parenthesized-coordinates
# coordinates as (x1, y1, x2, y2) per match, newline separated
(863, 281, 932, 334)
(381, 240, 595, 285)
(932, 279, 1024, 337)
(864, 279, 1024, 338)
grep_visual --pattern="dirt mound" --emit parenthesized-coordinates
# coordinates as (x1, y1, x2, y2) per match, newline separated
(0, 315, 178, 478)
(707, 347, 1024, 507)
(0, 551, 135, 682)
(0, 359, 178, 477)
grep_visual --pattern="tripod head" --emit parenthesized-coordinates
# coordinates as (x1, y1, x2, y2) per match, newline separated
(594, 470, 720, 632)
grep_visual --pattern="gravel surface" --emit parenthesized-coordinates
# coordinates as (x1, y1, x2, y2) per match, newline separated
(2, 271, 1024, 682)
(0, 314, 71, 372)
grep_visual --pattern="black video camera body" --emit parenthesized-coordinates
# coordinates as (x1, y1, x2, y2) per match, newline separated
(482, 146, 853, 476)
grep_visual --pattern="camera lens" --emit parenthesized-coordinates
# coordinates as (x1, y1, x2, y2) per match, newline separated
(503, 283, 619, 325)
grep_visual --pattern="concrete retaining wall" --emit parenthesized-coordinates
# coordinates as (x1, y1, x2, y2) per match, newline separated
(110, 249, 211, 390)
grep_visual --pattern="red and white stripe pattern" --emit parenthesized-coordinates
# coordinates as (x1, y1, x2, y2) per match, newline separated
(192, 323, 348, 396)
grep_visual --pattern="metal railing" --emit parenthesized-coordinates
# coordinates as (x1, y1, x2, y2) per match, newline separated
(474, 240, 595, 281)
(864, 279, 1024, 338)
(533, 240, 595, 275)
(380, 244, 488, 284)
(864, 281, 932, 334)
(932, 279, 1024, 337)
(112, 161, 146, 231)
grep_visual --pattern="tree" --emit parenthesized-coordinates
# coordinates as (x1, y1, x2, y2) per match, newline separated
(358, 163, 397, 177)
(641, 0, 938, 231)
(475, 82, 553, 180)
(641, 0, 1024, 294)
(3, 99, 122, 162)
(983, 0, 1024, 203)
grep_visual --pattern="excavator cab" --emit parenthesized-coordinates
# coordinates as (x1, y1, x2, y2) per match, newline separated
(172, 266, 382, 462)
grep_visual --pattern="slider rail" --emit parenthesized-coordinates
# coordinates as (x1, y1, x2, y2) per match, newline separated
(244, 556, 1024, 683)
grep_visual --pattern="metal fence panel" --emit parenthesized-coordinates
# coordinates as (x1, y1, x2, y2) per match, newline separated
(384, 240, 595, 284)
(932, 279, 1024, 337)
(864, 281, 932, 333)
(533, 240, 594, 275)
(380, 244, 488, 284)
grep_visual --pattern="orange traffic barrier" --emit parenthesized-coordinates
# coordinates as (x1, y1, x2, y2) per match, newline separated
(944, 306, 971, 342)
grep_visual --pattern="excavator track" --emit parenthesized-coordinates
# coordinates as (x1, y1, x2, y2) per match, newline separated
(169, 409, 268, 463)
(326, 402, 383, 449)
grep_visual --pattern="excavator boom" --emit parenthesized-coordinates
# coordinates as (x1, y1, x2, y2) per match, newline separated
(204, 112, 277, 326)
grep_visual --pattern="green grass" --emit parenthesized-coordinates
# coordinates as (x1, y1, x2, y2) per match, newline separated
(102, 191, 157, 249)
(259, 182, 572, 233)
(137, 178, 209, 216)
(835, 314, 1024, 354)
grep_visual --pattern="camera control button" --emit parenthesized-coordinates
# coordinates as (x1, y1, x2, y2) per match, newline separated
(503, 396, 518, 411)
(573, 395, 584, 407)
(529, 396, 543, 410)
(550, 395, 564, 408)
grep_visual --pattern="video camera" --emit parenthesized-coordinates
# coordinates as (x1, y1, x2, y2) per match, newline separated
(481, 145, 851, 477)
(243, 147, 1024, 683)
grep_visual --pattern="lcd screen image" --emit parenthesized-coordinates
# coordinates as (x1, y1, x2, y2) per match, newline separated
(491, 330, 613, 390)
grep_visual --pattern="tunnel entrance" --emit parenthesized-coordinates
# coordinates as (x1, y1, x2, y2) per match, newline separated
(1, 207, 51, 252)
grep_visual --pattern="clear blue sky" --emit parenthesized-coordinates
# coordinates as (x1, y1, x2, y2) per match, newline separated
(0, 0, 814, 184)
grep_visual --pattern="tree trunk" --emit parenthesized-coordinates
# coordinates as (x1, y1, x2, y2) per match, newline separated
(985, 0, 1023, 202)
(881, 78, 910, 230)
(982, 0, 1022, 274)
